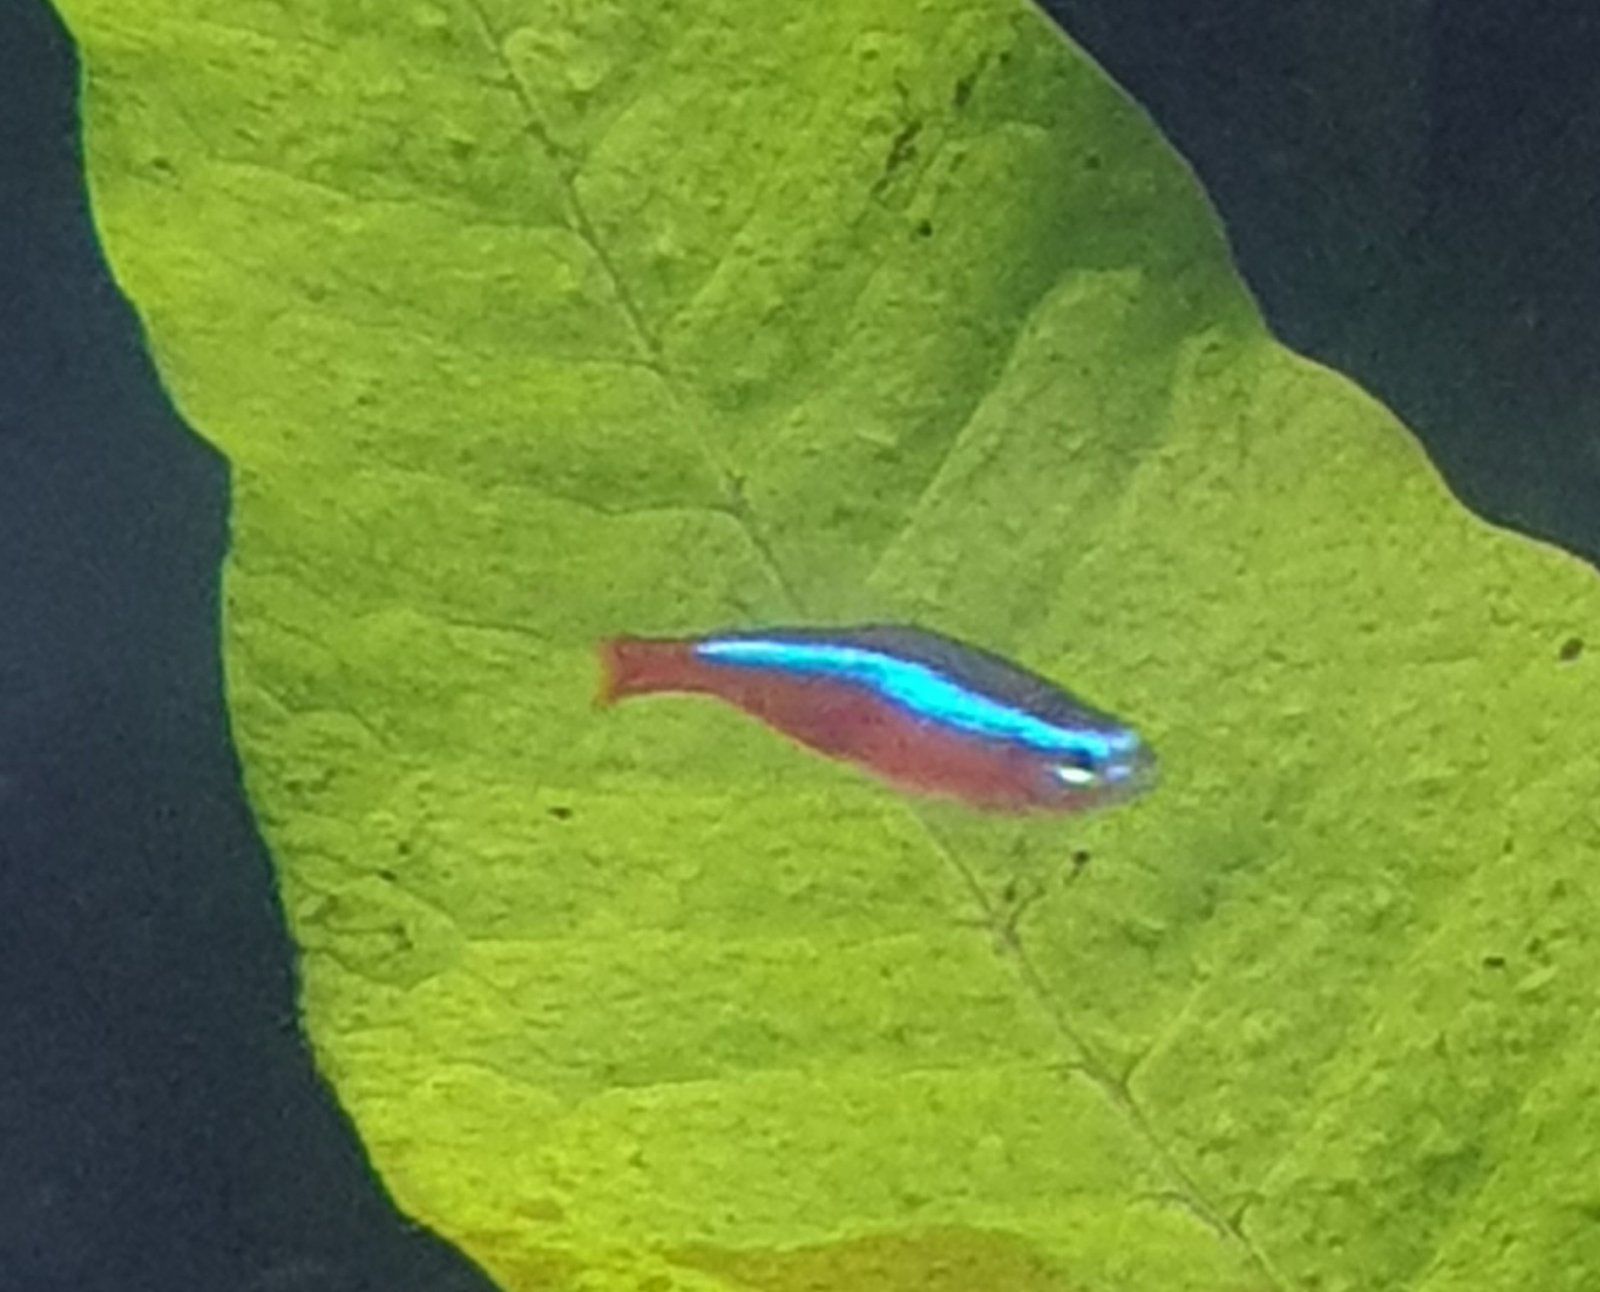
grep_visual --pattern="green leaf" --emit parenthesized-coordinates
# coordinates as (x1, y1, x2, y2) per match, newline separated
(59, 0, 1600, 1289)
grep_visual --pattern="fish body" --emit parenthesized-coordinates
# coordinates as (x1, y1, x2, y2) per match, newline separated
(597, 625, 1155, 813)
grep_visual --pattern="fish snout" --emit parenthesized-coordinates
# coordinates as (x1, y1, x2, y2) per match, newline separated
(1104, 738, 1157, 800)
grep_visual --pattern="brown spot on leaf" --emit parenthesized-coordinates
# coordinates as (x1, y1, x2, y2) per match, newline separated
(672, 1226, 1079, 1292)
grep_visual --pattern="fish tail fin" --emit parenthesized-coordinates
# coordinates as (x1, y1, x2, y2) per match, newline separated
(595, 637, 689, 707)
(595, 638, 633, 707)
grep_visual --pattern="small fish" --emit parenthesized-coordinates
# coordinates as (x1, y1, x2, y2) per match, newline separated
(596, 625, 1156, 813)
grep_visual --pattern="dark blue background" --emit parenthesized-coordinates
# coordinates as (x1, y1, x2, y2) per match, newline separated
(2, 1, 1595, 1288)
(1045, 0, 1600, 559)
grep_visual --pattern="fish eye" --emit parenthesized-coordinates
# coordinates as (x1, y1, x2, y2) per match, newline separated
(1049, 757, 1098, 787)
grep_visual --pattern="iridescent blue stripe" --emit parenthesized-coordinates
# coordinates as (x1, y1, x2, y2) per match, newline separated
(695, 638, 1134, 759)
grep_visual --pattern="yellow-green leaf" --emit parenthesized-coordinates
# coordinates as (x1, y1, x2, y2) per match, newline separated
(58, 0, 1600, 1289)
